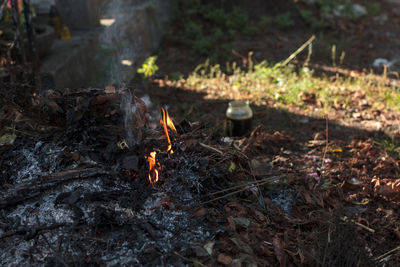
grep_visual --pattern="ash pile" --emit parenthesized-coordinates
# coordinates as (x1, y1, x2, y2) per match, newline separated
(0, 87, 225, 266)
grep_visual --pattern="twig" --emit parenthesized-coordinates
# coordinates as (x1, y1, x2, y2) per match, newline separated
(5, 126, 37, 136)
(173, 251, 207, 267)
(41, 232, 70, 267)
(11, 0, 26, 65)
(353, 221, 375, 233)
(199, 142, 224, 155)
(23, 0, 40, 88)
(0, 0, 8, 21)
(0, 167, 110, 209)
(242, 125, 262, 153)
(208, 175, 281, 196)
(321, 115, 329, 169)
(249, 165, 266, 209)
(281, 35, 316, 66)
(341, 216, 375, 233)
(199, 176, 284, 206)
(374, 245, 400, 261)
(0, 222, 67, 239)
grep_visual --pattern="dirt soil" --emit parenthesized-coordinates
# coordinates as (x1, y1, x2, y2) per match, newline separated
(142, 0, 400, 265)
(2, 0, 400, 266)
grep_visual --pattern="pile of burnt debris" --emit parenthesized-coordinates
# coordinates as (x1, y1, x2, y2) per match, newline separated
(0, 84, 233, 266)
(2, 81, 394, 266)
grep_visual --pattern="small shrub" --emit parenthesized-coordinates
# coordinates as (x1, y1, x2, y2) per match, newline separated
(137, 56, 159, 79)
(274, 12, 295, 30)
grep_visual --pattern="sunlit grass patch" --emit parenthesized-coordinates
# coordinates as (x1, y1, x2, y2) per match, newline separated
(163, 52, 400, 115)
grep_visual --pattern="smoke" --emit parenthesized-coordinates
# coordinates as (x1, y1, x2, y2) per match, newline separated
(98, 0, 140, 86)
(99, 0, 168, 145)
(99, 0, 141, 145)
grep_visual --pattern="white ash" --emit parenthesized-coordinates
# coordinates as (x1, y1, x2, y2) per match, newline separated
(270, 188, 295, 216)
(12, 141, 63, 184)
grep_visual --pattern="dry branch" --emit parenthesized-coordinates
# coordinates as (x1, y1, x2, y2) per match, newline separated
(0, 167, 110, 209)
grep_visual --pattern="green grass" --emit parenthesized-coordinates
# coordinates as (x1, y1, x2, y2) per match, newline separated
(164, 52, 400, 113)
(374, 137, 400, 159)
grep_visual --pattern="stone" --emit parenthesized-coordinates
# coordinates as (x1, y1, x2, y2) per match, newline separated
(41, 0, 171, 89)
(55, 0, 101, 30)
(352, 4, 367, 18)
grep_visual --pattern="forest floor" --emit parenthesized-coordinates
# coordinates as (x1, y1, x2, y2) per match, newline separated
(2, 0, 400, 266)
(140, 0, 400, 265)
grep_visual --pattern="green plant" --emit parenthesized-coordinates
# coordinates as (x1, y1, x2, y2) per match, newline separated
(168, 0, 250, 60)
(184, 22, 203, 40)
(258, 15, 273, 28)
(300, 9, 328, 30)
(225, 7, 248, 31)
(274, 12, 295, 30)
(137, 56, 159, 79)
(166, 72, 182, 81)
(374, 137, 400, 159)
(363, 1, 380, 16)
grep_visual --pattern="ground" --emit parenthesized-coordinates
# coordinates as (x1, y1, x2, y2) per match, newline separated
(2, 0, 400, 266)
(142, 0, 400, 265)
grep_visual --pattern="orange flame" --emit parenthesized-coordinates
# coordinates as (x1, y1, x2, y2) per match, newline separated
(146, 151, 161, 184)
(144, 108, 177, 184)
(160, 107, 177, 154)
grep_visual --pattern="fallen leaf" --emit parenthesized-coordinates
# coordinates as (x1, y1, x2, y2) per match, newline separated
(95, 95, 107, 105)
(134, 96, 149, 141)
(273, 235, 287, 267)
(232, 217, 250, 228)
(353, 198, 370, 205)
(306, 172, 320, 181)
(230, 238, 254, 255)
(229, 161, 236, 173)
(307, 140, 325, 146)
(227, 216, 236, 232)
(303, 191, 313, 205)
(204, 241, 214, 255)
(372, 179, 400, 198)
(192, 207, 207, 217)
(0, 133, 16, 146)
(192, 246, 209, 257)
(251, 158, 271, 176)
(232, 253, 258, 267)
(105, 85, 116, 94)
(217, 253, 232, 265)
(72, 151, 80, 162)
(320, 182, 333, 189)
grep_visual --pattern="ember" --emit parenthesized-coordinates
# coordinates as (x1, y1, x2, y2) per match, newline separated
(145, 151, 161, 184)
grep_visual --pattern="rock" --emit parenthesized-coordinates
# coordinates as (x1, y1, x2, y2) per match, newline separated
(352, 4, 367, 18)
(333, 4, 367, 18)
(373, 14, 388, 25)
(373, 58, 394, 68)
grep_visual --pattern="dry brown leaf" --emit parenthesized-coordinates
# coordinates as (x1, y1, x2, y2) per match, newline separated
(303, 191, 312, 205)
(134, 96, 149, 128)
(134, 96, 149, 142)
(191, 207, 207, 217)
(227, 217, 236, 232)
(273, 235, 287, 267)
(105, 85, 116, 94)
(371, 178, 400, 198)
(217, 253, 233, 265)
